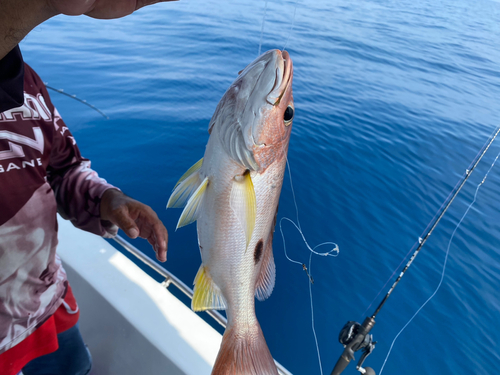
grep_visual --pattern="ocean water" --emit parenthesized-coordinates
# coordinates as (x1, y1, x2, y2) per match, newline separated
(21, 0, 500, 374)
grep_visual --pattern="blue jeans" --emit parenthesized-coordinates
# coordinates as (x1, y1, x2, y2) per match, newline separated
(22, 322, 92, 375)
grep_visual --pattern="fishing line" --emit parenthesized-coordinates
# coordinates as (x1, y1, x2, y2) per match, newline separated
(282, 3, 298, 52)
(308, 251, 324, 375)
(258, 0, 268, 56)
(265, 2, 336, 368)
(279, 156, 340, 267)
(379, 144, 500, 375)
(329, 127, 500, 375)
(279, 154, 339, 375)
(259, 0, 297, 55)
(280, 218, 339, 263)
(360, 125, 500, 320)
(44, 83, 109, 119)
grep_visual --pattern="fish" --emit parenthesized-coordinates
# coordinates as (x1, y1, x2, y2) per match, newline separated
(167, 49, 294, 375)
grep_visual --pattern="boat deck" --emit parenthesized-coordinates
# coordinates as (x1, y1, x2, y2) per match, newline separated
(57, 215, 292, 375)
(57, 216, 222, 375)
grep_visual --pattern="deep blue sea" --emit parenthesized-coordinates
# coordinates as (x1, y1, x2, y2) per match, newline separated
(21, 0, 500, 374)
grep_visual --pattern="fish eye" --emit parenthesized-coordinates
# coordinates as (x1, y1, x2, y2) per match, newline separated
(284, 105, 294, 124)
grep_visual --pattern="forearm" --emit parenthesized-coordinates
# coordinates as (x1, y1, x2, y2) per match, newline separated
(0, 0, 175, 60)
(50, 160, 119, 236)
(0, 0, 58, 60)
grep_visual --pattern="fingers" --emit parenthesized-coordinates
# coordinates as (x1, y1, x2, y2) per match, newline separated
(101, 189, 168, 262)
(113, 206, 141, 239)
(150, 221, 168, 262)
(128, 202, 168, 262)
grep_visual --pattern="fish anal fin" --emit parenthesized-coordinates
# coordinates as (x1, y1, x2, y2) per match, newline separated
(192, 265, 226, 311)
(167, 158, 203, 209)
(211, 322, 278, 375)
(177, 176, 209, 229)
(255, 239, 276, 301)
(230, 171, 256, 248)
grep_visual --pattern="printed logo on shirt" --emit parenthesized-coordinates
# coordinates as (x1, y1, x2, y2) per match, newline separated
(0, 93, 52, 123)
(0, 125, 44, 172)
(0, 157, 43, 173)
(0, 92, 50, 170)
(0, 127, 44, 161)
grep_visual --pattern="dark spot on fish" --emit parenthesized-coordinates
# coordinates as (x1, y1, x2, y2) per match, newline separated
(254, 239, 264, 264)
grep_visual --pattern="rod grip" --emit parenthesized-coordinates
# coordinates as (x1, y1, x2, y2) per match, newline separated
(330, 349, 352, 375)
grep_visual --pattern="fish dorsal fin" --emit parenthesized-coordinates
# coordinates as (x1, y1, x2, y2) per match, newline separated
(192, 265, 227, 311)
(176, 176, 209, 229)
(167, 158, 203, 208)
(230, 171, 256, 248)
(255, 240, 276, 301)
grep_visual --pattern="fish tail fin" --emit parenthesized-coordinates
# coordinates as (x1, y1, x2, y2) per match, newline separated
(212, 321, 278, 375)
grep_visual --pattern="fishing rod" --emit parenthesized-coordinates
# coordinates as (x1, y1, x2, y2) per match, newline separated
(44, 83, 109, 119)
(330, 126, 500, 375)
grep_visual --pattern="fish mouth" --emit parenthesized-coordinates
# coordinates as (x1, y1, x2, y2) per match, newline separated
(267, 50, 293, 106)
(250, 50, 293, 148)
(229, 49, 293, 168)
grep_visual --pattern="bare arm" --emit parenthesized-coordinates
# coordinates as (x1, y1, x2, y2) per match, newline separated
(0, 0, 55, 60)
(0, 0, 175, 60)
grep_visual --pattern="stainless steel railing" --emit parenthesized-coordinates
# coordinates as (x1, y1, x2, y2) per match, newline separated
(112, 235, 292, 375)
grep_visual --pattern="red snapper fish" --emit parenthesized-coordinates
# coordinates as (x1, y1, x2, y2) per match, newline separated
(167, 49, 294, 375)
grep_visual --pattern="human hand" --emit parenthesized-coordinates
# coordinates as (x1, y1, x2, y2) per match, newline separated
(47, 0, 177, 19)
(100, 189, 168, 262)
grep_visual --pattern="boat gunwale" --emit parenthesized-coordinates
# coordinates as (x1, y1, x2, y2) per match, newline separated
(112, 235, 292, 375)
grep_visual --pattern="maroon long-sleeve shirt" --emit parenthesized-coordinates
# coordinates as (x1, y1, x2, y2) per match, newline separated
(0, 62, 117, 354)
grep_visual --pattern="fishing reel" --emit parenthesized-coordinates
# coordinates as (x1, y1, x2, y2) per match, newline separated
(331, 317, 377, 375)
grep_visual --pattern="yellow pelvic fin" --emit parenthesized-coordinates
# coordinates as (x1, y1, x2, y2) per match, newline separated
(230, 171, 256, 248)
(192, 265, 226, 311)
(167, 158, 203, 209)
(176, 176, 209, 229)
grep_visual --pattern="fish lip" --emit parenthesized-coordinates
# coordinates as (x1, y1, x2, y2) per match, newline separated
(280, 50, 292, 92)
(251, 50, 293, 153)
(267, 50, 293, 106)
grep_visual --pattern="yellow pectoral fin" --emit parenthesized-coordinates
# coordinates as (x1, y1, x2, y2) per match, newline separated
(175, 158, 203, 188)
(230, 171, 256, 248)
(176, 176, 209, 229)
(167, 158, 203, 209)
(192, 265, 226, 311)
